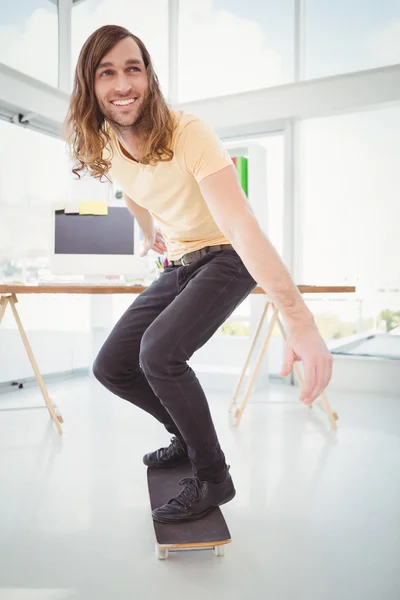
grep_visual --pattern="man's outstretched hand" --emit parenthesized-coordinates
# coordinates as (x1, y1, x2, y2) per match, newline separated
(279, 323, 333, 405)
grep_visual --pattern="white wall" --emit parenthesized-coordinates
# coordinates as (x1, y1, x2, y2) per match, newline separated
(325, 355, 400, 396)
(0, 330, 89, 384)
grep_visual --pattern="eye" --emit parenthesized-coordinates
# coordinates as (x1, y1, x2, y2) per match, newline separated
(129, 67, 141, 72)
(100, 70, 113, 76)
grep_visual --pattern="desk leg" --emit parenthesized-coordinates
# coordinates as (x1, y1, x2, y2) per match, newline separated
(229, 301, 270, 413)
(275, 315, 338, 430)
(234, 307, 279, 428)
(320, 391, 339, 429)
(0, 296, 8, 324)
(8, 295, 63, 435)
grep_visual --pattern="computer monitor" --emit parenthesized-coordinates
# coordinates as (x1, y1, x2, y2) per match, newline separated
(49, 203, 149, 278)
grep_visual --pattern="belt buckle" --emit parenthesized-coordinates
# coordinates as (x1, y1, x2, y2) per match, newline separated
(181, 253, 190, 266)
(181, 247, 210, 266)
(181, 250, 198, 266)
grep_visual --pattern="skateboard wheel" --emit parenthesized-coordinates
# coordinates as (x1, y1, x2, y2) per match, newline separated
(155, 545, 168, 560)
(213, 545, 225, 557)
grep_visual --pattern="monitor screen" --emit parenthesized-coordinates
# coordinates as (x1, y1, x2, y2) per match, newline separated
(54, 207, 134, 255)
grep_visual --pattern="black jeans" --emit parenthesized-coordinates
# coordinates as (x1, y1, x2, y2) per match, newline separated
(93, 248, 256, 482)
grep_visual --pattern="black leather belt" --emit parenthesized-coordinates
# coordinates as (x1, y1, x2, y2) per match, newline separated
(171, 244, 234, 266)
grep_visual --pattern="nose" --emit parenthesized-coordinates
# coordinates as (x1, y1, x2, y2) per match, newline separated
(114, 73, 132, 95)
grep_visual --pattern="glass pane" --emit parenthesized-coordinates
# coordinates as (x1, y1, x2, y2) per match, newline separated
(178, 0, 294, 102)
(0, 120, 90, 331)
(300, 104, 400, 340)
(305, 0, 400, 79)
(0, 0, 58, 86)
(71, 0, 169, 97)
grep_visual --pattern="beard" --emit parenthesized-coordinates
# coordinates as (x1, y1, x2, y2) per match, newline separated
(102, 91, 152, 136)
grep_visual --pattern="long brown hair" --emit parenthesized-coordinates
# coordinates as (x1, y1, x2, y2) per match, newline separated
(65, 25, 174, 180)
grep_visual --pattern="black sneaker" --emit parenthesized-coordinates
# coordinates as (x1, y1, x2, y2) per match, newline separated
(143, 436, 189, 468)
(151, 472, 236, 523)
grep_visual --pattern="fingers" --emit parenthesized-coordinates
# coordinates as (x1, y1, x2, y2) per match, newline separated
(153, 231, 167, 254)
(318, 356, 333, 399)
(279, 349, 294, 377)
(153, 243, 167, 254)
(155, 232, 167, 251)
(299, 361, 316, 404)
(302, 355, 333, 405)
(141, 231, 167, 256)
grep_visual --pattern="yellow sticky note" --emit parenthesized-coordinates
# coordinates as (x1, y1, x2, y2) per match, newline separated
(79, 202, 108, 216)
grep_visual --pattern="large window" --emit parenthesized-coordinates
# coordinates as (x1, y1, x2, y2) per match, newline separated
(0, 121, 96, 332)
(0, 120, 70, 283)
(304, 0, 400, 79)
(71, 0, 169, 97)
(300, 104, 400, 338)
(0, 0, 58, 86)
(178, 0, 294, 102)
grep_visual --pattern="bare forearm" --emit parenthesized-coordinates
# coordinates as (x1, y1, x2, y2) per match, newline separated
(124, 194, 155, 238)
(230, 216, 314, 332)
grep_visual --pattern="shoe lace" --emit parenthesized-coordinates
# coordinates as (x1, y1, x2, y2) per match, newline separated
(168, 476, 203, 507)
(163, 436, 186, 459)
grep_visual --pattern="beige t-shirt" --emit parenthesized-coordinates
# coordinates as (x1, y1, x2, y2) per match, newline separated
(105, 110, 233, 261)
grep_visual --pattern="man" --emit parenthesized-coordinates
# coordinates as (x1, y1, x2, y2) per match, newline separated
(65, 25, 333, 524)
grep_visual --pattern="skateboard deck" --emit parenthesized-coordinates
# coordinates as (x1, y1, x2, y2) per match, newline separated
(147, 462, 232, 560)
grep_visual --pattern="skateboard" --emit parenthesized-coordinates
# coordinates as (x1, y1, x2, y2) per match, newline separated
(147, 462, 232, 560)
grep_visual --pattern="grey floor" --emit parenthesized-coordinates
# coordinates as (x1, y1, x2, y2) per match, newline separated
(0, 376, 399, 600)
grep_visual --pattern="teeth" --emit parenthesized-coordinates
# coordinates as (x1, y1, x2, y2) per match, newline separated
(112, 98, 136, 106)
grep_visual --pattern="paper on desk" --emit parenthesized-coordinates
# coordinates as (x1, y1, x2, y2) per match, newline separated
(79, 202, 108, 215)
(64, 201, 80, 214)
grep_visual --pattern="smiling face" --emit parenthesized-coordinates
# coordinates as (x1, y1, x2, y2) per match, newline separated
(94, 36, 149, 129)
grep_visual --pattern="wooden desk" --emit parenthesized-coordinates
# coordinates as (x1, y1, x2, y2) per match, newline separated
(0, 284, 355, 434)
(0, 284, 355, 295)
